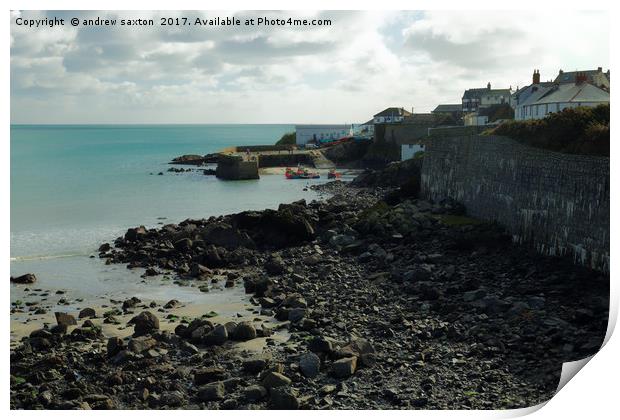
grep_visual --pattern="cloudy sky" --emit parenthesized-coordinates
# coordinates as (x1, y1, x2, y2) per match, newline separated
(11, 10, 609, 124)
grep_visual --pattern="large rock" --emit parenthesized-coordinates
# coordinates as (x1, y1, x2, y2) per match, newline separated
(270, 387, 299, 409)
(10, 273, 37, 284)
(203, 324, 228, 346)
(332, 356, 357, 378)
(78, 308, 97, 319)
(261, 372, 291, 390)
(124, 226, 147, 242)
(232, 321, 256, 341)
(194, 367, 227, 386)
(299, 353, 321, 378)
(201, 224, 255, 250)
(264, 256, 286, 275)
(128, 336, 157, 353)
(339, 338, 377, 367)
(107, 337, 125, 357)
(197, 382, 225, 402)
(55, 312, 77, 327)
(129, 311, 159, 336)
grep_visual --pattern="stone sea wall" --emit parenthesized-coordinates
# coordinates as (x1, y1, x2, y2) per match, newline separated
(421, 135, 610, 272)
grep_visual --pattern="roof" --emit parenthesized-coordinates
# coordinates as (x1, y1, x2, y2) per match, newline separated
(432, 104, 462, 113)
(531, 82, 610, 106)
(462, 87, 512, 100)
(554, 69, 610, 88)
(373, 107, 413, 118)
(360, 119, 374, 126)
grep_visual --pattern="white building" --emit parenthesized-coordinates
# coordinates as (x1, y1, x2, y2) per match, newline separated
(515, 80, 609, 121)
(373, 107, 412, 124)
(295, 124, 352, 146)
(401, 143, 425, 161)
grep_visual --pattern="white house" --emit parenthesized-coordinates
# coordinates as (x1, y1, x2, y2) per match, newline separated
(295, 125, 352, 146)
(514, 69, 610, 120)
(373, 107, 412, 124)
(516, 79, 609, 121)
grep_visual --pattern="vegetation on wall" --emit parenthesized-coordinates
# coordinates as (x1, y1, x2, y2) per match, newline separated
(275, 132, 296, 146)
(486, 104, 609, 156)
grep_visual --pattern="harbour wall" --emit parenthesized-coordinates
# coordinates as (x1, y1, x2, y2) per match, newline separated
(421, 134, 610, 272)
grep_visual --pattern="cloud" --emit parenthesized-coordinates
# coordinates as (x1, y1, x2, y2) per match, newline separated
(10, 10, 609, 123)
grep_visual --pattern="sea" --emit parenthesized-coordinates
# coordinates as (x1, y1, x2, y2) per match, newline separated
(10, 124, 338, 328)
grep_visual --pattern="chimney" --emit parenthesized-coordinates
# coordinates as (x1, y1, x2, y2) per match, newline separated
(598, 67, 603, 72)
(559, 69, 564, 75)
(533, 69, 540, 84)
(576, 72, 588, 84)
(487, 82, 491, 90)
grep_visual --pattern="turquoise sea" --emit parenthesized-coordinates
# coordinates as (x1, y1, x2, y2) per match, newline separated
(10, 125, 336, 320)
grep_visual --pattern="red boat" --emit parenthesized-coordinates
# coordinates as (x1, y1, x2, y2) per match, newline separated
(285, 167, 320, 179)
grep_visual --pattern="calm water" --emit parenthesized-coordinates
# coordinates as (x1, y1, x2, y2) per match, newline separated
(10, 124, 332, 307)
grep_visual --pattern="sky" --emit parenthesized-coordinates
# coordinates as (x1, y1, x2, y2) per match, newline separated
(10, 10, 610, 124)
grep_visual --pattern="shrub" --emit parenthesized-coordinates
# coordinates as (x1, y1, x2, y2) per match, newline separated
(487, 104, 609, 156)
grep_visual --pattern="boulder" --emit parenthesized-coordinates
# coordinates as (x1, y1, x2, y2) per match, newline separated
(197, 382, 225, 402)
(264, 256, 286, 275)
(11, 273, 37, 284)
(270, 387, 299, 410)
(232, 321, 256, 341)
(128, 336, 157, 353)
(125, 226, 147, 242)
(55, 312, 77, 327)
(194, 367, 227, 386)
(78, 308, 97, 319)
(203, 324, 228, 346)
(299, 353, 321, 378)
(242, 385, 267, 402)
(129, 311, 159, 336)
(107, 337, 124, 357)
(261, 372, 292, 390)
(332, 356, 357, 378)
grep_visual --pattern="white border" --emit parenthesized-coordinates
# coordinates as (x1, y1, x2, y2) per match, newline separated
(3, 1, 617, 419)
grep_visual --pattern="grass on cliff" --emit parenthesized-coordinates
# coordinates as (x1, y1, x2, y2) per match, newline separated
(275, 132, 296, 146)
(486, 104, 609, 156)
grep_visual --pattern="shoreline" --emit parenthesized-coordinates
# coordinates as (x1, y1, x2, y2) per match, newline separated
(10, 175, 609, 410)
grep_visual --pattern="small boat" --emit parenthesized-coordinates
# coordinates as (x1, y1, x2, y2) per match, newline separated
(327, 169, 341, 179)
(285, 167, 320, 179)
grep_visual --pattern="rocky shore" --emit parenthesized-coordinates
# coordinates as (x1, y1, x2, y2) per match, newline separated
(10, 174, 608, 410)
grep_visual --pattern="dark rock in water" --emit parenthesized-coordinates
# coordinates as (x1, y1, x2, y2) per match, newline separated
(332, 356, 357, 378)
(243, 385, 267, 402)
(129, 311, 160, 336)
(197, 381, 225, 402)
(11, 273, 37, 284)
(232, 321, 256, 341)
(299, 353, 321, 378)
(55, 312, 77, 327)
(203, 169, 217, 176)
(98, 243, 111, 253)
(270, 387, 299, 410)
(201, 224, 255, 250)
(124, 226, 147, 242)
(107, 337, 124, 357)
(78, 307, 96, 319)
